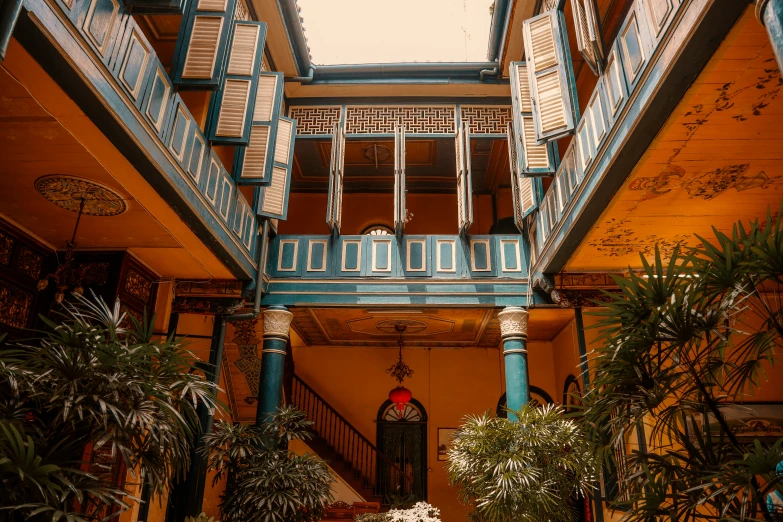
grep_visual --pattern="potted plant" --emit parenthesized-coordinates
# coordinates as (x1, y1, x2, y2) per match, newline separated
(201, 405, 334, 522)
(583, 212, 783, 520)
(0, 293, 217, 521)
(447, 403, 597, 522)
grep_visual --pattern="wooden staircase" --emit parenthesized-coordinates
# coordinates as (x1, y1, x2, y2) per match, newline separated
(289, 374, 412, 504)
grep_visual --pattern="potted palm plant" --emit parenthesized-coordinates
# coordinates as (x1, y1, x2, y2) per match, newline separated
(583, 211, 783, 520)
(446, 403, 597, 522)
(201, 406, 334, 522)
(0, 293, 218, 521)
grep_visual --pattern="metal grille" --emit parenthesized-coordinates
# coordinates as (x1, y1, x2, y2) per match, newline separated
(289, 106, 341, 135)
(460, 106, 512, 134)
(345, 106, 455, 134)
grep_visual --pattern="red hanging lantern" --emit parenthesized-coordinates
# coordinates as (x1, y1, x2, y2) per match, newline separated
(386, 324, 414, 418)
(389, 386, 413, 418)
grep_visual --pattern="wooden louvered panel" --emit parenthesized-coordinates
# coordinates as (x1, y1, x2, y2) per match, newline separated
(227, 24, 260, 76)
(215, 79, 251, 137)
(529, 16, 557, 72)
(261, 166, 287, 215)
(241, 125, 270, 178)
(522, 116, 550, 169)
(274, 118, 293, 164)
(518, 176, 535, 214)
(253, 75, 277, 121)
(182, 16, 223, 79)
(536, 70, 567, 134)
(197, 0, 228, 11)
(515, 63, 532, 113)
(506, 125, 523, 225)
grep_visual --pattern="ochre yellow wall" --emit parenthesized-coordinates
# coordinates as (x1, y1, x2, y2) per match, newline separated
(282, 193, 497, 236)
(291, 342, 558, 522)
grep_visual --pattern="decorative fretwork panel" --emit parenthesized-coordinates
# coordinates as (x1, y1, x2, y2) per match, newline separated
(289, 106, 342, 135)
(0, 280, 34, 330)
(344, 106, 456, 135)
(460, 106, 513, 134)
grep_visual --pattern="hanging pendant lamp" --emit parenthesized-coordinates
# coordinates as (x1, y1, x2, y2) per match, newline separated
(387, 324, 414, 418)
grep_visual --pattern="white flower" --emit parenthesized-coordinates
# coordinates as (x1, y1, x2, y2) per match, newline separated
(386, 502, 441, 522)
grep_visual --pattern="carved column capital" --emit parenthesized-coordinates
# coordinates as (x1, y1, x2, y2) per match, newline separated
(262, 306, 293, 342)
(498, 306, 529, 341)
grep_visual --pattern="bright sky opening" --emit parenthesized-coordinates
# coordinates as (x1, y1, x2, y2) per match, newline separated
(296, 0, 494, 65)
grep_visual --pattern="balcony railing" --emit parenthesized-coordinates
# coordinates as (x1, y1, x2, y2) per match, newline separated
(534, 0, 690, 266)
(18, 0, 258, 278)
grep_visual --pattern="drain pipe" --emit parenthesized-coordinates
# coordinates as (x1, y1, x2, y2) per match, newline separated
(479, 67, 499, 82)
(285, 65, 315, 83)
(225, 219, 270, 321)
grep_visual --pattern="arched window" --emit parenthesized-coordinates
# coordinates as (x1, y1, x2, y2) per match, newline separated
(376, 399, 427, 503)
(363, 224, 393, 236)
(495, 386, 554, 418)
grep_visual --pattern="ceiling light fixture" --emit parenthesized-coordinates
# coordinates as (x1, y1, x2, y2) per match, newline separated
(387, 323, 414, 419)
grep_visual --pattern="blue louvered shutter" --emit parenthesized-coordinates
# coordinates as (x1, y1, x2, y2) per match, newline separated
(206, 21, 267, 145)
(326, 121, 345, 233)
(456, 121, 473, 235)
(509, 62, 557, 176)
(170, 0, 238, 90)
(506, 122, 538, 233)
(523, 10, 580, 144)
(257, 116, 296, 220)
(232, 71, 283, 185)
(571, 0, 604, 76)
(394, 124, 406, 236)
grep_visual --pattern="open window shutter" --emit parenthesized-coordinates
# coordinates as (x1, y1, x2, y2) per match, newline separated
(326, 122, 338, 232)
(455, 121, 473, 235)
(571, 0, 604, 76)
(171, 0, 238, 90)
(232, 71, 283, 185)
(393, 125, 407, 236)
(523, 10, 580, 144)
(506, 122, 537, 233)
(463, 122, 474, 230)
(335, 121, 345, 232)
(257, 116, 296, 220)
(326, 121, 345, 234)
(206, 21, 267, 145)
(509, 62, 557, 176)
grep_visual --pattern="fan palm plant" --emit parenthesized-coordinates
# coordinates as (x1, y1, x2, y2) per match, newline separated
(201, 405, 334, 522)
(446, 404, 597, 522)
(583, 209, 783, 520)
(0, 293, 218, 522)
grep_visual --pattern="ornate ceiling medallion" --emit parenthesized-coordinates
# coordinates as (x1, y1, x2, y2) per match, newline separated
(362, 144, 392, 163)
(375, 319, 427, 334)
(35, 176, 128, 216)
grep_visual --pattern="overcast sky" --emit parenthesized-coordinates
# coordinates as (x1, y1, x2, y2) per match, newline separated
(296, 0, 493, 65)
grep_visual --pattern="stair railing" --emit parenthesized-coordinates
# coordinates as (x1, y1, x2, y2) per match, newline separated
(290, 374, 413, 496)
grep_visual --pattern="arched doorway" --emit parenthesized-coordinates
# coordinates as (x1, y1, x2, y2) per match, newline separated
(376, 398, 428, 503)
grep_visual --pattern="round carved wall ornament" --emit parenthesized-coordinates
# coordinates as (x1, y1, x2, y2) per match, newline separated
(362, 144, 393, 163)
(35, 176, 128, 216)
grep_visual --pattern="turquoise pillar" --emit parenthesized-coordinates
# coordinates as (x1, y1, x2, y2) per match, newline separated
(255, 306, 293, 425)
(498, 306, 529, 421)
(759, 0, 783, 73)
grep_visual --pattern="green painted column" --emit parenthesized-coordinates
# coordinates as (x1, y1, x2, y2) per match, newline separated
(759, 0, 783, 73)
(255, 306, 293, 425)
(498, 306, 529, 421)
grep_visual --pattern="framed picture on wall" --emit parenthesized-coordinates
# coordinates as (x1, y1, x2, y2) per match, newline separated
(437, 428, 458, 461)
